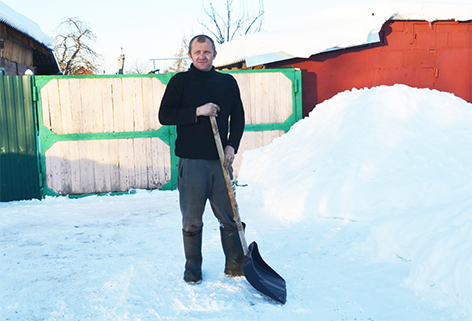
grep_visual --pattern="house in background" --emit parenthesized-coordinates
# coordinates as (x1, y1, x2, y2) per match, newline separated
(74, 66, 95, 75)
(0, 1, 60, 75)
(214, 2, 472, 116)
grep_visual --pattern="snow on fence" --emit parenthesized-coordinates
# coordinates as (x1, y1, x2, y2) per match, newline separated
(35, 69, 301, 196)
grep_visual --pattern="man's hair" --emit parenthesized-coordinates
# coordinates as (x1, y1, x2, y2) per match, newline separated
(188, 35, 216, 54)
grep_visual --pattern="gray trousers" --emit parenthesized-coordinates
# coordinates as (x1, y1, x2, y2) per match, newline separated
(178, 158, 237, 234)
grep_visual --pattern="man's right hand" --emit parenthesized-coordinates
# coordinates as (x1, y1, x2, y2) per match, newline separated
(196, 103, 220, 117)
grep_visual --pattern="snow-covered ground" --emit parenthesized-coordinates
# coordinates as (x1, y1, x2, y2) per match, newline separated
(1, 84, 471, 320)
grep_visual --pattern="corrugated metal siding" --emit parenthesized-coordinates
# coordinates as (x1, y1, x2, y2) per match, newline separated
(0, 75, 41, 202)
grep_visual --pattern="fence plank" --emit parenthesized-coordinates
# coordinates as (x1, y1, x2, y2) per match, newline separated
(45, 141, 64, 194)
(133, 78, 145, 132)
(45, 79, 62, 132)
(40, 79, 51, 130)
(107, 139, 120, 191)
(69, 79, 84, 134)
(81, 78, 94, 133)
(122, 79, 137, 132)
(101, 78, 114, 132)
(112, 78, 125, 132)
(69, 140, 81, 193)
(118, 139, 130, 191)
(57, 80, 72, 135)
(142, 77, 165, 131)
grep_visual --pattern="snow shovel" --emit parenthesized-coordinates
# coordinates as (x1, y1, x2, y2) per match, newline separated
(210, 116, 287, 304)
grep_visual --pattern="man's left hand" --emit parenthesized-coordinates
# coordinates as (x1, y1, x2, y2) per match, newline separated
(224, 145, 235, 169)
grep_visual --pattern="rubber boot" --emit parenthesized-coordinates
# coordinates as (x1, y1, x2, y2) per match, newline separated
(183, 229, 203, 284)
(220, 223, 246, 277)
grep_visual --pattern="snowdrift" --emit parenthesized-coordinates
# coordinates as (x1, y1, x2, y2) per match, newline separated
(239, 84, 472, 223)
(239, 84, 472, 316)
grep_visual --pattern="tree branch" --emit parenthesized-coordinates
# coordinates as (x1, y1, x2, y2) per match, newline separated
(199, 0, 264, 45)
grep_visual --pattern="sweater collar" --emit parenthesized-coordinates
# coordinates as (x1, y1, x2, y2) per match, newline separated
(189, 64, 216, 78)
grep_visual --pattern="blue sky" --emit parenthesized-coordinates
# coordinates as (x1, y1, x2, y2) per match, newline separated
(2, 0, 469, 73)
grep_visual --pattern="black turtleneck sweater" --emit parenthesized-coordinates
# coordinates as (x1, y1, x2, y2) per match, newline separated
(159, 64, 245, 160)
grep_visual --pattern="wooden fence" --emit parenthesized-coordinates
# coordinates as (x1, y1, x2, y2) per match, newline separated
(35, 69, 301, 196)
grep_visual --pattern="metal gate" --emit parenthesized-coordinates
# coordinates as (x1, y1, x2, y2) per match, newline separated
(0, 75, 41, 201)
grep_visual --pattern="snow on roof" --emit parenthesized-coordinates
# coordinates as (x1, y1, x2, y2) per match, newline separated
(0, 1, 53, 48)
(214, 1, 472, 68)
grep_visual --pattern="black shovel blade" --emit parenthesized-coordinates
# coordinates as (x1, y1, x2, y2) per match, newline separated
(243, 241, 287, 304)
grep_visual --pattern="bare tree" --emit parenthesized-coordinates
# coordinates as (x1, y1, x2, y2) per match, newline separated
(200, 0, 264, 44)
(127, 58, 151, 74)
(167, 36, 190, 72)
(53, 17, 102, 75)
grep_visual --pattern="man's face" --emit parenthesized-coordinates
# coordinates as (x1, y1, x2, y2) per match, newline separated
(188, 39, 217, 72)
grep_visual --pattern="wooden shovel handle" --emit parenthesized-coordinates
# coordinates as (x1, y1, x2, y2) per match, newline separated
(210, 116, 249, 256)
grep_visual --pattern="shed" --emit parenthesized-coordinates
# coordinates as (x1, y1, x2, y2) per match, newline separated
(0, 1, 60, 75)
(214, 1, 472, 116)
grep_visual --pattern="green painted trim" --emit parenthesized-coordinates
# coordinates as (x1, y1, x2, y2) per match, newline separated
(39, 127, 170, 150)
(31, 77, 44, 197)
(244, 116, 299, 132)
(159, 72, 178, 85)
(42, 188, 138, 199)
(34, 73, 171, 88)
(34, 81, 49, 195)
(159, 125, 178, 190)
(38, 125, 171, 153)
(42, 186, 59, 197)
(67, 189, 137, 199)
(292, 68, 303, 123)
(34, 76, 53, 90)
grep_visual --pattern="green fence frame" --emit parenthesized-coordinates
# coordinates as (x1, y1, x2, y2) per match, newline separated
(33, 68, 302, 196)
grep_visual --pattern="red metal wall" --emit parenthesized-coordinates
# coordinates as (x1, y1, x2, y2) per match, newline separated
(269, 20, 472, 116)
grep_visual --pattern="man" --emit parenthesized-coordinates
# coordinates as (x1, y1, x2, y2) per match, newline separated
(159, 35, 246, 284)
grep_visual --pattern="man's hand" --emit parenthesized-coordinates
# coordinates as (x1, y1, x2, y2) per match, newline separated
(196, 102, 220, 117)
(224, 145, 235, 169)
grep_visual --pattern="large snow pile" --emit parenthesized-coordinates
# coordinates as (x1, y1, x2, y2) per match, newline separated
(0, 1, 52, 47)
(238, 84, 472, 223)
(239, 84, 472, 316)
(1, 84, 471, 320)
